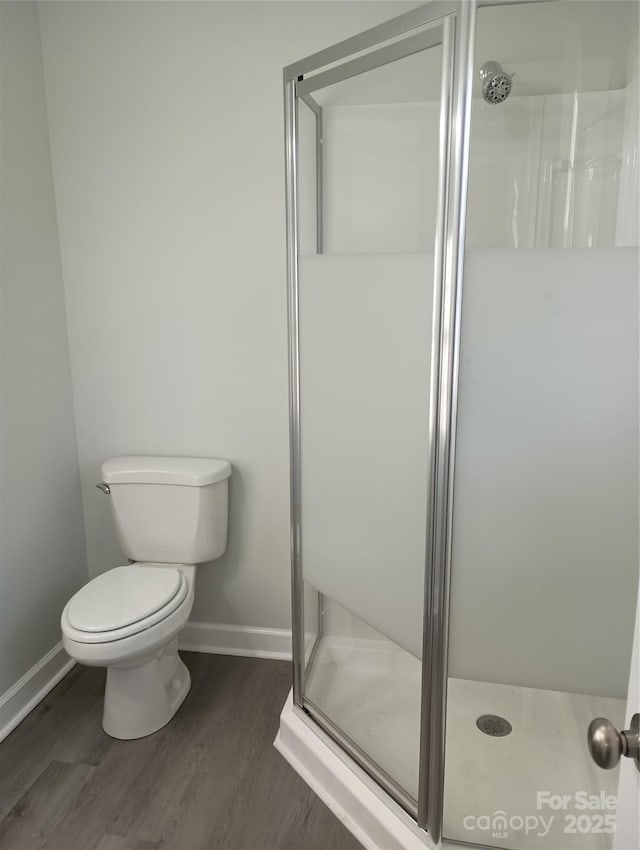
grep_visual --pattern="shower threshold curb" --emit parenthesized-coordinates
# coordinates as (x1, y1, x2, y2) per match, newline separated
(275, 690, 437, 850)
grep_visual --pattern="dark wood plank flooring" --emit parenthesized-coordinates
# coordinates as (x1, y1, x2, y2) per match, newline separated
(0, 653, 362, 850)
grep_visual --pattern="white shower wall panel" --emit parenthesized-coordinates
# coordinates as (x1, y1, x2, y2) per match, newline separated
(323, 89, 636, 253)
(449, 248, 639, 697)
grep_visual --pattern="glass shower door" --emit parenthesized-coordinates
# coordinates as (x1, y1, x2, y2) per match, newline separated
(286, 13, 453, 815)
(442, 2, 639, 848)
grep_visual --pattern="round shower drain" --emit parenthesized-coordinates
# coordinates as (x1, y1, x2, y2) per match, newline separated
(476, 714, 512, 737)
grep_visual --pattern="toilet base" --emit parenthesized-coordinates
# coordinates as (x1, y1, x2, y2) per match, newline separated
(102, 638, 191, 740)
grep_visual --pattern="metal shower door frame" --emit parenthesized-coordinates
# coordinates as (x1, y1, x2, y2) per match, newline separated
(283, 0, 462, 839)
(418, 0, 552, 840)
(418, 0, 475, 840)
(282, 0, 541, 842)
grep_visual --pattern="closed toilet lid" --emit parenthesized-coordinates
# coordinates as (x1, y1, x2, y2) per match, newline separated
(67, 565, 183, 633)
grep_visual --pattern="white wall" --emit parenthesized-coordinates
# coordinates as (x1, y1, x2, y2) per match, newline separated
(31, 0, 637, 699)
(0, 2, 87, 694)
(37, 0, 418, 631)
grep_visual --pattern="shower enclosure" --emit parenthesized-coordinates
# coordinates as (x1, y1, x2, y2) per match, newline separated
(277, 1, 639, 847)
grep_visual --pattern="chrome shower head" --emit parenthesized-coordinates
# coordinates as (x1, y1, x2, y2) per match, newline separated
(479, 61, 514, 104)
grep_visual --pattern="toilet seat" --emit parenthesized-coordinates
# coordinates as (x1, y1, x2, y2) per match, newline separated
(62, 566, 189, 644)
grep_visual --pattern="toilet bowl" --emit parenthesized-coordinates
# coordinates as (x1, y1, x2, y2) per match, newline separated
(62, 564, 195, 740)
(61, 457, 230, 740)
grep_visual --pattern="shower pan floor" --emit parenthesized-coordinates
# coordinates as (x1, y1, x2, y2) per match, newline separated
(305, 638, 625, 850)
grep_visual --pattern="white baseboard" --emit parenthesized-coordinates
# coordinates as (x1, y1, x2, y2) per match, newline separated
(179, 621, 292, 661)
(0, 624, 289, 744)
(0, 642, 75, 744)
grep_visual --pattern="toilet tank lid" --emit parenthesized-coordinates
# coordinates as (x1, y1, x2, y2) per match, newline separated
(102, 456, 231, 486)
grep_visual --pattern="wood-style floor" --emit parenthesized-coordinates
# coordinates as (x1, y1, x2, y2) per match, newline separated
(0, 653, 363, 850)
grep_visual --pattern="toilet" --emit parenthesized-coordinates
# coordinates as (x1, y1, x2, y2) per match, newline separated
(61, 456, 231, 740)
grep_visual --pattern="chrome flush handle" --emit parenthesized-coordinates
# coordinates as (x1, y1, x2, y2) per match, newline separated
(587, 714, 640, 771)
(96, 482, 111, 495)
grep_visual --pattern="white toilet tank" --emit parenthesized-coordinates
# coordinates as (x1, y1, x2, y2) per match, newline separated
(101, 456, 231, 565)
